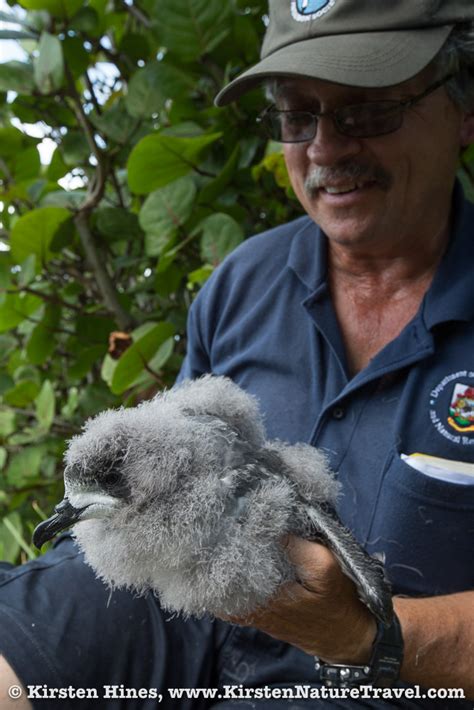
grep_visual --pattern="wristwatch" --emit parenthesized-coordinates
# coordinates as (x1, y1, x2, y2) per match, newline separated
(314, 612, 404, 688)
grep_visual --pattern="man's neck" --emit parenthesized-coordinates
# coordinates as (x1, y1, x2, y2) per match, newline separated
(327, 223, 451, 375)
(327, 221, 450, 292)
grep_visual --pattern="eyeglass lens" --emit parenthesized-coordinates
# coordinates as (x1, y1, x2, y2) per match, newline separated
(263, 102, 405, 142)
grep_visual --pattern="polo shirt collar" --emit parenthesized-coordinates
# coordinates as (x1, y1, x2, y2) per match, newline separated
(287, 216, 326, 293)
(423, 182, 474, 329)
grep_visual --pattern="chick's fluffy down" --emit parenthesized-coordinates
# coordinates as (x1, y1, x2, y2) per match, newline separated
(68, 376, 340, 617)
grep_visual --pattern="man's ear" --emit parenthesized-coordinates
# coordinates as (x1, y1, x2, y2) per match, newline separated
(460, 111, 474, 147)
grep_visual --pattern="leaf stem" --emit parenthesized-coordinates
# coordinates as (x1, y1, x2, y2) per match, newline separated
(2, 517, 36, 560)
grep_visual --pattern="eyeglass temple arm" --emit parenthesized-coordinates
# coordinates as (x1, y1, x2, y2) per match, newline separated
(401, 73, 455, 109)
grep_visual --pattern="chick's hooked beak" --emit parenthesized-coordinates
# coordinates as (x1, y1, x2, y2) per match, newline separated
(33, 498, 88, 549)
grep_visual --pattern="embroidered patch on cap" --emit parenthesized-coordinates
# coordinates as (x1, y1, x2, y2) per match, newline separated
(429, 371, 474, 446)
(291, 0, 336, 22)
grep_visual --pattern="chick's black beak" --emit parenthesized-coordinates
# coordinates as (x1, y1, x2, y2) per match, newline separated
(33, 498, 88, 549)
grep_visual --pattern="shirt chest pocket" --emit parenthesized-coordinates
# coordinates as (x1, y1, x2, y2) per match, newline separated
(364, 447, 474, 597)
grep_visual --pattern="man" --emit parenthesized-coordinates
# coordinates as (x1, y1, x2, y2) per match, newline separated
(1, 1, 474, 707)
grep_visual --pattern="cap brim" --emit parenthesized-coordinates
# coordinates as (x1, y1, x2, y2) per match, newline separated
(215, 26, 453, 106)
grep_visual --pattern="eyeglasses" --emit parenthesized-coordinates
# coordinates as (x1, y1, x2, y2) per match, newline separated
(257, 75, 454, 142)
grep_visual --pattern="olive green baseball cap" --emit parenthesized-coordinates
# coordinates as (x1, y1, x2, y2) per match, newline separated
(215, 0, 474, 105)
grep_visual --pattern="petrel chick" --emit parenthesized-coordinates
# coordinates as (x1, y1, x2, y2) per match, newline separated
(34, 375, 392, 624)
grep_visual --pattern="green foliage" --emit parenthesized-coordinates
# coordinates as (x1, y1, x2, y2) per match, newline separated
(0, 0, 303, 562)
(34, 31, 64, 93)
(127, 132, 222, 194)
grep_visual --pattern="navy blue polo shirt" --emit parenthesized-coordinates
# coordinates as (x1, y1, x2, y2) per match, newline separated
(179, 185, 474, 599)
(0, 187, 472, 709)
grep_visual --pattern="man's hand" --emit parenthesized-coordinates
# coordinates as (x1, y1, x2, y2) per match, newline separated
(225, 536, 377, 665)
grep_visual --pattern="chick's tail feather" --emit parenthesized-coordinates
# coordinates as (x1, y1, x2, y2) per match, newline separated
(302, 503, 393, 626)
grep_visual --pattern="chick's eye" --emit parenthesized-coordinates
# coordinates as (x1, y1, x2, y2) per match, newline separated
(103, 472, 121, 487)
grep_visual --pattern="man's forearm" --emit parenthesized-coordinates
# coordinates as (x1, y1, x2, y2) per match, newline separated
(0, 656, 31, 710)
(395, 592, 474, 697)
(227, 539, 474, 697)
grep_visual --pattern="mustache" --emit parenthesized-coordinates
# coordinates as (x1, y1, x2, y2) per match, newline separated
(304, 160, 392, 193)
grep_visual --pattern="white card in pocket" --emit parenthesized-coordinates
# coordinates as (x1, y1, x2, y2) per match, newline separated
(401, 453, 474, 485)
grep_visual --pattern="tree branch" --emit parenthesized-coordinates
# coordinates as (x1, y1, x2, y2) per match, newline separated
(74, 211, 135, 331)
(65, 69, 108, 211)
(11, 286, 84, 314)
(122, 1, 152, 29)
(85, 70, 102, 115)
(111, 169, 126, 208)
(62, 70, 135, 331)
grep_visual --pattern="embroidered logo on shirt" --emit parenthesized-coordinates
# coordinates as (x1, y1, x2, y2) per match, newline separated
(448, 383, 474, 432)
(291, 0, 336, 22)
(429, 372, 474, 446)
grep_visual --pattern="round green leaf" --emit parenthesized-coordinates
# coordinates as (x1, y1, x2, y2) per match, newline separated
(111, 322, 175, 394)
(0, 410, 16, 437)
(90, 99, 138, 145)
(13, 146, 41, 182)
(127, 132, 222, 195)
(10, 206, 71, 266)
(4, 380, 41, 407)
(126, 62, 193, 118)
(198, 213, 244, 265)
(153, 0, 231, 62)
(34, 31, 64, 94)
(96, 208, 143, 241)
(6, 445, 46, 487)
(140, 176, 197, 257)
(26, 323, 55, 365)
(0, 292, 43, 333)
(125, 63, 166, 118)
(35, 379, 55, 431)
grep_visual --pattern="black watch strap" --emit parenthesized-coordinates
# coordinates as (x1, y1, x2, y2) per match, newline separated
(315, 612, 404, 688)
(371, 611, 404, 687)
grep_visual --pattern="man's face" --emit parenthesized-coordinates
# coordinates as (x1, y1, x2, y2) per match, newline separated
(280, 72, 471, 254)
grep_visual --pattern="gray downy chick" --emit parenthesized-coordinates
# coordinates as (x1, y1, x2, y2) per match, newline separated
(34, 375, 393, 625)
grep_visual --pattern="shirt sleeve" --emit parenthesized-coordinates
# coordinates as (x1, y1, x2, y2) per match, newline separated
(176, 287, 212, 383)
